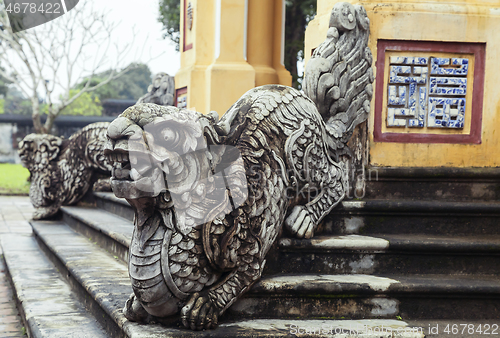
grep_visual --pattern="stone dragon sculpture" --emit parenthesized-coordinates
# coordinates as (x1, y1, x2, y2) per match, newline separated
(137, 72, 175, 106)
(18, 122, 113, 219)
(18, 72, 176, 219)
(104, 2, 373, 330)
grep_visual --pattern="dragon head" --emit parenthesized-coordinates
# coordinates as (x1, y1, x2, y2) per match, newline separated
(104, 103, 247, 230)
(18, 134, 64, 217)
(18, 133, 63, 172)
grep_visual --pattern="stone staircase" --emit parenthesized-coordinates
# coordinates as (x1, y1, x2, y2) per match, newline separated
(2, 167, 500, 337)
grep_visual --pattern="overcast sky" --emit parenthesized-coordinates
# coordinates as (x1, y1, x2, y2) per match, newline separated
(94, 0, 180, 76)
(3, 0, 180, 99)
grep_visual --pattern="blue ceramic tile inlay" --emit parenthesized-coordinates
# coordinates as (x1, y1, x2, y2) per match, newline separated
(387, 56, 469, 129)
(388, 85, 406, 106)
(429, 77, 467, 96)
(428, 98, 466, 128)
(430, 58, 469, 76)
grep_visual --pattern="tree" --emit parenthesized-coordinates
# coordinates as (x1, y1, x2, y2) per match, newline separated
(59, 90, 102, 116)
(284, 0, 316, 88)
(3, 86, 33, 115)
(158, 0, 181, 51)
(0, 0, 141, 133)
(0, 63, 11, 97)
(0, 65, 9, 114)
(0, 74, 9, 98)
(157, 0, 316, 88)
(75, 63, 152, 102)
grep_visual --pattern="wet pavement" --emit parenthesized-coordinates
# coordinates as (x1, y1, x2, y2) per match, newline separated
(0, 196, 34, 337)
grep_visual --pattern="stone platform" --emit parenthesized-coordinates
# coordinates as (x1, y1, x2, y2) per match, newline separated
(0, 196, 35, 337)
(1, 189, 500, 337)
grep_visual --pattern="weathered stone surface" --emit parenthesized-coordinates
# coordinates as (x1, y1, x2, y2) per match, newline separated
(28, 219, 423, 332)
(0, 233, 108, 338)
(104, 2, 374, 330)
(18, 122, 112, 219)
(54, 196, 500, 321)
(137, 73, 175, 107)
(61, 205, 133, 262)
(28, 219, 428, 336)
(326, 199, 500, 236)
(62, 206, 133, 247)
(94, 191, 135, 222)
(364, 167, 500, 202)
(270, 234, 500, 275)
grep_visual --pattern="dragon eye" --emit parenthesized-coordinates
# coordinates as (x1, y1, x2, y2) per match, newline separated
(161, 128, 176, 143)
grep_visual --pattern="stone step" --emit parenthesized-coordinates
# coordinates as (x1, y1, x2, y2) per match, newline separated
(93, 192, 500, 237)
(53, 207, 499, 318)
(93, 192, 134, 222)
(95, 167, 500, 206)
(241, 273, 500, 320)
(61, 205, 132, 262)
(264, 234, 500, 275)
(326, 199, 500, 236)
(28, 220, 425, 336)
(34, 219, 395, 321)
(364, 167, 500, 202)
(0, 233, 108, 338)
(405, 319, 500, 338)
(62, 205, 500, 276)
(94, 192, 134, 222)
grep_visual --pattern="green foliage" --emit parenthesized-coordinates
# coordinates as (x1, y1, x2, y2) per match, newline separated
(0, 163, 30, 195)
(75, 63, 152, 102)
(59, 90, 102, 116)
(0, 98, 4, 114)
(0, 64, 11, 97)
(158, 0, 180, 51)
(0, 76, 9, 97)
(156, 0, 316, 89)
(4, 87, 32, 115)
(285, 0, 316, 88)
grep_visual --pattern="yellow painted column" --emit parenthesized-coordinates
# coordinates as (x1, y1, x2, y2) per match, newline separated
(175, 0, 291, 117)
(272, 0, 292, 87)
(305, 0, 500, 168)
(175, 0, 216, 113)
(205, 0, 255, 116)
(247, 0, 291, 87)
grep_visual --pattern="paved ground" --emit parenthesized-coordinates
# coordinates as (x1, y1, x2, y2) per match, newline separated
(0, 196, 34, 337)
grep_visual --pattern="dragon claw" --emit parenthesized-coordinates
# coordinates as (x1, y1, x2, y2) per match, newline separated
(123, 293, 150, 323)
(285, 206, 315, 239)
(181, 293, 219, 330)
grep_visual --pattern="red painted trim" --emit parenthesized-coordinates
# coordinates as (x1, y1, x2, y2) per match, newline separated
(182, 0, 193, 52)
(373, 40, 486, 144)
(175, 87, 188, 108)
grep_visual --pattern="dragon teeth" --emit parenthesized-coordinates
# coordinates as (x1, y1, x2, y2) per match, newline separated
(130, 168, 141, 181)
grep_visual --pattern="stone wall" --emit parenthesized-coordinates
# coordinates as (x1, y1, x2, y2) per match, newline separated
(0, 124, 17, 163)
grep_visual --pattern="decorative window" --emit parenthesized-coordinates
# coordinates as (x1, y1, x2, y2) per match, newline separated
(183, 0, 193, 52)
(374, 40, 485, 144)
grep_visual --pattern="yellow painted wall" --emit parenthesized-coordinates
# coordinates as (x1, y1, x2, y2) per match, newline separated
(176, 0, 291, 117)
(305, 0, 500, 167)
(175, 0, 216, 113)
